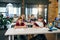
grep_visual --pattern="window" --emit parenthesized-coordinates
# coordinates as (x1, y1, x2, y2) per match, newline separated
(13, 7, 21, 17)
(25, 5, 48, 22)
(0, 3, 21, 18)
(0, 7, 7, 18)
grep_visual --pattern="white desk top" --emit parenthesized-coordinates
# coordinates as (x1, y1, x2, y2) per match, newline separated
(11, 23, 16, 25)
(5, 28, 60, 35)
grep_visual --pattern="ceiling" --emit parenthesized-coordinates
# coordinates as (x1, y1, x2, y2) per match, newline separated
(0, 0, 49, 4)
(0, 0, 21, 3)
(0, 0, 50, 7)
(25, 0, 49, 5)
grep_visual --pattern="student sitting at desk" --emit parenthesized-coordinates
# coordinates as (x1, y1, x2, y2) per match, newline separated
(14, 16, 26, 28)
(33, 15, 46, 28)
(21, 14, 27, 22)
(30, 14, 37, 21)
(30, 15, 47, 40)
(14, 16, 27, 40)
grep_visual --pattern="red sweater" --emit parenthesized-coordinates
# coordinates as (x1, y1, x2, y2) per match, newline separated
(15, 21, 25, 26)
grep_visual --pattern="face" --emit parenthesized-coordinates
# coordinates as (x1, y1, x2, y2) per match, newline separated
(18, 19, 22, 23)
(22, 14, 25, 17)
(28, 15, 31, 18)
(31, 16, 34, 19)
(38, 18, 43, 22)
(21, 15, 25, 19)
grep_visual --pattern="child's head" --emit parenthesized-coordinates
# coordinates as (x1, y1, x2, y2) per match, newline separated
(28, 15, 31, 18)
(18, 16, 22, 23)
(38, 15, 43, 22)
(31, 14, 35, 19)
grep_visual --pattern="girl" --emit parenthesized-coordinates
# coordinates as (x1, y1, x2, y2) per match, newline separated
(14, 16, 26, 28)
(14, 16, 27, 40)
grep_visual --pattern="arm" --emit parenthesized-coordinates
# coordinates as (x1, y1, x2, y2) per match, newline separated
(14, 22, 27, 29)
(33, 25, 39, 28)
(32, 23, 39, 28)
(14, 25, 26, 29)
(33, 22, 45, 28)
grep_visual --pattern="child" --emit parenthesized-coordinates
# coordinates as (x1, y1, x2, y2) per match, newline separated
(30, 15, 47, 40)
(21, 14, 27, 22)
(33, 15, 46, 28)
(14, 16, 26, 28)
(30, 14, 37, 21)
(14, 16, 27, 40)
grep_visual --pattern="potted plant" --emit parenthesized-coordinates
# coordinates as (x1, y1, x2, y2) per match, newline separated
(0, 14, 13, 29)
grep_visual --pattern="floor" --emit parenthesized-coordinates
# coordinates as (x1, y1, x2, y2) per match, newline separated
(0, 29, 8, 40)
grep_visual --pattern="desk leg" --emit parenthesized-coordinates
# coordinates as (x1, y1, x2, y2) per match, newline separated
(12, 35, 14, 40)
(56, 33, 57, 40)
(8, 35, 11, 40)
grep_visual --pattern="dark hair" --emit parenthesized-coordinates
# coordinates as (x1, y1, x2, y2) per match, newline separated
(31, 14, 34, 16)
(38, 15, 43, 19)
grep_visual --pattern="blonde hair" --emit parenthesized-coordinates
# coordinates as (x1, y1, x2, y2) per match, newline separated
(18, 16, 22, 20)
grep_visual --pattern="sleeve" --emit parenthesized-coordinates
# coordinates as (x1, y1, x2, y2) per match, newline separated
(15, 21, 19, 26)
(21, 23, 25, 26)
(43, 21, 47, 27)
(34, 23, 39, 27)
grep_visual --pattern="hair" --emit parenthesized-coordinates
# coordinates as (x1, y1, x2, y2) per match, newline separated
(18, 16, 22, 20)
(38, 15, 43, 19)
(31, 14, 34, 16)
